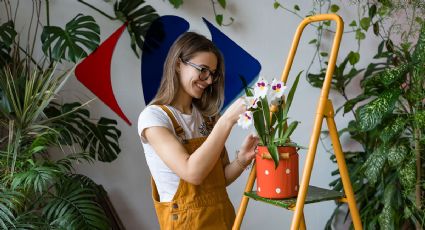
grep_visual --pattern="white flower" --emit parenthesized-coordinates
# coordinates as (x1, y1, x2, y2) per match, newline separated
(243, 96, 258, 109)
(237, 111, 253, 129)
(269, 79, 286, 101)
(254, 78, 269, 98)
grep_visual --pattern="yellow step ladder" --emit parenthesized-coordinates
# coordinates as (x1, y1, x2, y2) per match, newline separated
(232, 14, 363, 230)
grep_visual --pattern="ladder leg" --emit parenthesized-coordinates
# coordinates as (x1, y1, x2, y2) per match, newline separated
(233, 163, 257, 230)
(300, 213, 307, 230)
(325, 101, 362, 230)
(290, 110, 324, 230)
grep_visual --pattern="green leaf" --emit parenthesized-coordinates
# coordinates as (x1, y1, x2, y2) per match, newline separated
(216, 14, 223, 26)
(330, 4, 340, 13)
(373, 22, 379, 35)
(412, 22, 425, 62)
(218, 0, 226, 8)
(283, 71, 302, 118)
(294, 5, 300, 11)
(399, 159, 416, 193)
(360, 17, 371, 31)
(41, 14, 100, 63)
(115, 0, 159, 58)
(355, 29, 366, 40)
(369, 4, 377, 18)
(11, 166, 60, 194)
(378, 6, 389, 16)
(44, 103, 121, 162)
(260, 96, 271, 143)
(380, 117, 407, 143)
(349, 20, 357, 27)
(387, 144, 408, 168)
(273, 2, 280, 9)
(0, 21, 16, 66)
(378, 190, 395, 230)
(414, 111, 425, 128)
(385, 39, 394, 52)
(0, 21, 16, 47)
(356, 89, 400, 131)
(43, 178, 108, 229)
(362, 64, 409, 88)
(320, 52, 328, 57)
(348, 51, 360, 65)
(308, 39, 317, 44)
(343, 94, 369, 114)
(323, 21, 331, 26)
(278, 121, 299, 145)
(267, 144, 279, 168)
(168, 0, 183, 8)
(363, 146, 386, 185)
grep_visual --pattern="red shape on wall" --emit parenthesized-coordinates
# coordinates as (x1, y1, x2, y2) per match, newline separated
(75, 24, 131, 125)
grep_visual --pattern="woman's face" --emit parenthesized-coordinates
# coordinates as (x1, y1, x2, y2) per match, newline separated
(178, 51, 218, 99)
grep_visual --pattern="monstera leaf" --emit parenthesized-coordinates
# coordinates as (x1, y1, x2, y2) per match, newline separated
(114, 0, 159, 57)
(0, 21, 16, 66)
(41, 14, 100, 63)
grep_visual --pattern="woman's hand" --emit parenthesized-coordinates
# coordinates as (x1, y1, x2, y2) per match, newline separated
(221, 97, 246, 125)
(237, 134, 260, 167)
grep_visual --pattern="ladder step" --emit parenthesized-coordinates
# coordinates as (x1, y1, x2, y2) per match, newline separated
(244, 186, 344, 209)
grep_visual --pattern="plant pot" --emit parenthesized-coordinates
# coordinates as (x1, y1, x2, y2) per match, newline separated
(255, 146, 299, 199)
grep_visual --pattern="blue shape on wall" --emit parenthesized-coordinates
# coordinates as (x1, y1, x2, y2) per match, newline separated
(202, 18, 261, 109)
(141, 16, 261, 110)
(141, 16, 189, 105)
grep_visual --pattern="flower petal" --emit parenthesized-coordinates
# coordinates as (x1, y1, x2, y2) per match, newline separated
(237, 111, 253, 129)
(254, 77, 269, 98)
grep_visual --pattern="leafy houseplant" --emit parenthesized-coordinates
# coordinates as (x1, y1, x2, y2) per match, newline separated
(273, 0, 425, 228)
(238, 73, 302, 199)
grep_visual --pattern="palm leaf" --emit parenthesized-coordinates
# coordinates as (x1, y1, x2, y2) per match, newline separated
(41, 14, 100, 62)
(44, 102, 121, 162)
(11, 165, 60, 194)
(56, 153, 94, 172)
(43, 177, 109, 229)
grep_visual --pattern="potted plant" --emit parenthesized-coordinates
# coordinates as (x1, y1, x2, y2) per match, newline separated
(238, 72, 302, 199)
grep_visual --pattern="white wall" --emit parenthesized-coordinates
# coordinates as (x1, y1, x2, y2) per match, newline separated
(13, 0, 382, 229)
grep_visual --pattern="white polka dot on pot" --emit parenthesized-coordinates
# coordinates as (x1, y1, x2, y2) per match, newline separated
(258, 187, 261, 192)
(265, 170, 269, 175)
(275, 188, 281, 194)
(295, 185, 298, 191)
(286, 168, 291, 174)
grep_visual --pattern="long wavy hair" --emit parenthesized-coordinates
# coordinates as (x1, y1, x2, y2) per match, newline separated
(149, 32, 225, 116)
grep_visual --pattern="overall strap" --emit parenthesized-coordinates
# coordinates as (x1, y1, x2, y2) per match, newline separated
(157, 105, 186, 141)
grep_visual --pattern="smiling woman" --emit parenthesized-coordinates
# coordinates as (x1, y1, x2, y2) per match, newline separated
(137, 32, 259, 229)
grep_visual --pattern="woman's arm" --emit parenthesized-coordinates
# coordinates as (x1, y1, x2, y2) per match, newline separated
(224, 134, 259, 185)
(144, 98, 246, 185)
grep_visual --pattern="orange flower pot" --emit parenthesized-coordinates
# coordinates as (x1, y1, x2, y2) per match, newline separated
(255, 146, 299, 199)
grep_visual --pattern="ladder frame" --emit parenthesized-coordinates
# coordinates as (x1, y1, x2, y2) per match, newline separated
(232, 14, 362, 230)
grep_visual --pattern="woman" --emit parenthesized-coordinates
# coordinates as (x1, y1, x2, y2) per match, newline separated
(138, 32, 258, 229)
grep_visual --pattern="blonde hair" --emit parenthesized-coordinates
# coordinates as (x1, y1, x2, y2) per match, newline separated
(149, 32, 225, 116)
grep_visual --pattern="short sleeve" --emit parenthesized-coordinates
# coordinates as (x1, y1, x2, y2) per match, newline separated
(137, 105, 174, 143)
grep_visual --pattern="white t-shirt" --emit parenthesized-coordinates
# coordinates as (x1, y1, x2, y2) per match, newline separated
(138, 105, 210, 202)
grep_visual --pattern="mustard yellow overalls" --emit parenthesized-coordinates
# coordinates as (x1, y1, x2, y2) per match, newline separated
(151, 105, 236, 229)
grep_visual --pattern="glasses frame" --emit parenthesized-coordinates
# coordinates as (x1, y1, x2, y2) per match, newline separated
(180, 59, 219, 83)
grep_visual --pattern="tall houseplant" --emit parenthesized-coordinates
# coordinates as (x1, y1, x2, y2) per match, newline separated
(274, 0, 425, 228)
(238, 73, 302, 198)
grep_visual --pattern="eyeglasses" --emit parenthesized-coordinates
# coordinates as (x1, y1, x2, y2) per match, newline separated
(181, 59, 219, 83)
